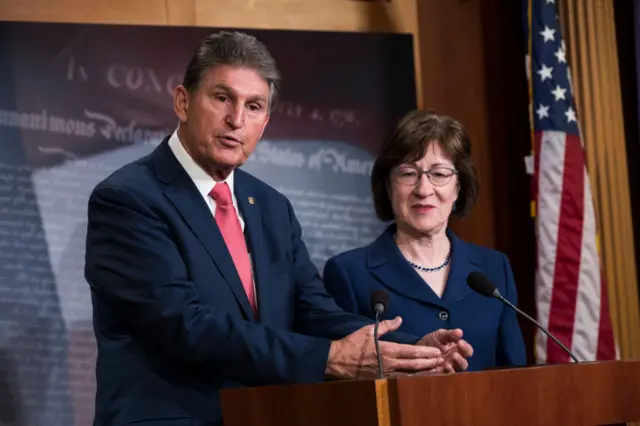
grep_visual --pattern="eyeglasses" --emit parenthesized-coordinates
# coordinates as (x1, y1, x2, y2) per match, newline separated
(392, 166, 458, 187)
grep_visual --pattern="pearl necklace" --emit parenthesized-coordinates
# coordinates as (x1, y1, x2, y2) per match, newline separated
(407, 250, 451, 273)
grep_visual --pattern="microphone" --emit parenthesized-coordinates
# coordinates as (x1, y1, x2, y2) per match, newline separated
(370, 289, 389, 379)
(466, 271, 580, 364)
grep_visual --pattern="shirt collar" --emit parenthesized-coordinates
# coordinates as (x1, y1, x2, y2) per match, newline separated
(167, 128, 235, 197)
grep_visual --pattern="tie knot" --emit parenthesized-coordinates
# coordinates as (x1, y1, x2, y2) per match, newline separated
(209, 182, 233, 206)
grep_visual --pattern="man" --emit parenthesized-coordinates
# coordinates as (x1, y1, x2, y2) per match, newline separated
(84, 31, 473, 425)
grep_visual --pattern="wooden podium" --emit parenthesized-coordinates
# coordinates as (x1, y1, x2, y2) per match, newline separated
(220, 360, 640, 426)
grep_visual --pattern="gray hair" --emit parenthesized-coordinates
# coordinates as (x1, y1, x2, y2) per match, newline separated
(181, 31, 281, 110)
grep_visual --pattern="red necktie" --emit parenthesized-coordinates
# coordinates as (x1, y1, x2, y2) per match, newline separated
(209, 182, 257, 316)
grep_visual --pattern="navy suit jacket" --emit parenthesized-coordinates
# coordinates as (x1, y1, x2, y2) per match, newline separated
(84, 138, 420, 426)
(323, 225, 527, 372)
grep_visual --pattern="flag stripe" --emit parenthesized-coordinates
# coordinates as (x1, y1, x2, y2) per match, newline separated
(572, 169, 600, 361)
(534, 131, 565, 362)
(547, 132, 583, 363)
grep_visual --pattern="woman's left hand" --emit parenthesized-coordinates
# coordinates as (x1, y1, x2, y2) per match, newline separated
(416, 328, 474, 373)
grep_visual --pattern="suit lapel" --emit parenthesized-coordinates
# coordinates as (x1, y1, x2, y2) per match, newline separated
(234, 171, 274, 325)
(367, 225, 446, 308)
(152, 140, 254, 320)
(367, 225, 481, 307)
(441, 229, 479, 303)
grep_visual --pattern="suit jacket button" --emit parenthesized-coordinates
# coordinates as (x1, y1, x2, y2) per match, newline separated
(439, 311, 449, 321)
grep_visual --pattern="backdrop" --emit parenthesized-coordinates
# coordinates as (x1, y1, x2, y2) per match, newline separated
(0, 21, 416, 425)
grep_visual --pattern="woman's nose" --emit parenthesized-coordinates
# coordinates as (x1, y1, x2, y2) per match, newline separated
(413, 173, 434, 196)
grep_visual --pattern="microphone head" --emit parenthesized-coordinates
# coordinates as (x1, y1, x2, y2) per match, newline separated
(466, 272, 500, 298)
(370, 289, 389, 313)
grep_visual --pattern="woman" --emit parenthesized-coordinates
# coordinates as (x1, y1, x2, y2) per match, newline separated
(323, 110, 527, 371)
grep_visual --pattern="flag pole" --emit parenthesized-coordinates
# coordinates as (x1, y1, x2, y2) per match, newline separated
(527, 0, 536, 220)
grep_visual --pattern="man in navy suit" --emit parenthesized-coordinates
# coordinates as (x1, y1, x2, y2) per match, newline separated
(84, 31, 473, 425)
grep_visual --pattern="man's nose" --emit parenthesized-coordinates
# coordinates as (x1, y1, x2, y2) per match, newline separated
(226, 103, 245, 129)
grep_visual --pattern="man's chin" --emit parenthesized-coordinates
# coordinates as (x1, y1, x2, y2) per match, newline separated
(215, 155, 248, 171)
(195, 155, 245, 180)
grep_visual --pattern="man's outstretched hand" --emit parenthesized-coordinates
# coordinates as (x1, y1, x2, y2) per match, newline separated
(325, 317, 444, 380)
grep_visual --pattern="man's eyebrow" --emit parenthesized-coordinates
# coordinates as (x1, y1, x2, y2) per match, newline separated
(247, 95, 268, 104)
(213, 84, 267, 103)
(213, 83, 232, 92)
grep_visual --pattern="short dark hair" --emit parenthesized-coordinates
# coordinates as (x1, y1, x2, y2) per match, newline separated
(371, 109, 479, 221)
(181, 31, 281, 110)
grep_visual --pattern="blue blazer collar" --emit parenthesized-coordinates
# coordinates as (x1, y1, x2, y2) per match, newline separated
(366, 223, 482, 306)
(151, 138, 269, 322)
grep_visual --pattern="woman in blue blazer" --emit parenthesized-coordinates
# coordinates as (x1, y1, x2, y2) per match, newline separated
(323, 110, 527, 372)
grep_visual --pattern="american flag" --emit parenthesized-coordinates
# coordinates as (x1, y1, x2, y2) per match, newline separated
(525, 0, 617, 363)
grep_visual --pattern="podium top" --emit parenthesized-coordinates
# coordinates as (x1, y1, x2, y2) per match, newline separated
(221, 360, 640, 426)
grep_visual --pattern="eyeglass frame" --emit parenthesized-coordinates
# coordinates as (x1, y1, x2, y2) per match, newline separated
(391, 165, 459, 187)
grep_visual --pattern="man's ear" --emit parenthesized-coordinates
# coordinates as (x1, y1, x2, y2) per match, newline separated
(174, 85, 189, 123)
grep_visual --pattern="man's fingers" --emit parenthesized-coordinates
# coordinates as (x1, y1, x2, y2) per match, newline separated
(387, 356, 443, 372)
(386, 370, 414, 378)
(376, 316, 403, 336)
(402, 367, 443, 377)
(381, 341, 441, 359)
